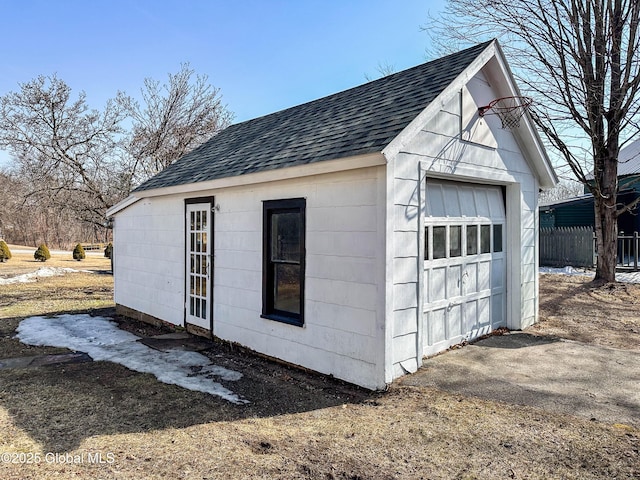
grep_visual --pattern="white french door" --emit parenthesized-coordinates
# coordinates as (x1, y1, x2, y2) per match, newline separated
(186, 202, 212, 330)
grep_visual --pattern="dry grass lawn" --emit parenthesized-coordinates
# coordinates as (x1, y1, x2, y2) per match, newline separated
(0, 263, 638, 479)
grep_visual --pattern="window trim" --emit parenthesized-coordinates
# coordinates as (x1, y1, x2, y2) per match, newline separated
(262, 198, 306, 326)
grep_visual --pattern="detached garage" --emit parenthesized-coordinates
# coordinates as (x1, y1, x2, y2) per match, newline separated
(107, 40, 556, 389)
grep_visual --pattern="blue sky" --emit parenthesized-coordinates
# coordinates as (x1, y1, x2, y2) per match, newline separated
(0, 0, 444, 167)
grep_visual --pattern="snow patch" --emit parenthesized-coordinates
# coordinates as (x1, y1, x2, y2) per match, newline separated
(539, 266, 592, 276)
(539, 266, 640, 283)
(0, 266, 88, 285)
(16, 314, 247, 404)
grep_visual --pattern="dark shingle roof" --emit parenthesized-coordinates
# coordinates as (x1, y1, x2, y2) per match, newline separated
(135, 41, 491, 192)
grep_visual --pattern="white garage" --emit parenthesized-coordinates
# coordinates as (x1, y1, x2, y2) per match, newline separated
(108, 40, 557, 389)
(423, 179, 506, 356)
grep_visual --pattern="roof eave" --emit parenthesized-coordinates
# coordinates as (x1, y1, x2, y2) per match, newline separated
(129, 151, 387, 200)
(106, 195, 140, 218)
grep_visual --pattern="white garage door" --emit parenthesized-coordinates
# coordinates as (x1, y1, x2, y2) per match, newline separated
(423, 179, 506, 356)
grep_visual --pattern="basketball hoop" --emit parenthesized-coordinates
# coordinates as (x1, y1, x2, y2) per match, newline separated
(478, 96, 533, 129)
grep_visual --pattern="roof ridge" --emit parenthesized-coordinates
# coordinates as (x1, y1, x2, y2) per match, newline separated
(134, 41, 493, 192)
(229, 40, 494, 128)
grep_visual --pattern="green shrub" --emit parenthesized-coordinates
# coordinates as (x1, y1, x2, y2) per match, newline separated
(73, 243, 86, 261)
(34, 244, 51, 262)
(0, 240, 11, 262)
(104, 242, 113, 259)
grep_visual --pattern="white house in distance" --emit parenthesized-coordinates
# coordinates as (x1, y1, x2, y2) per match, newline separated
(107, 40, 557, 390)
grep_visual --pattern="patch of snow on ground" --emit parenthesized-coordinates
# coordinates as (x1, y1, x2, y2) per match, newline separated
(0, 266, 88, 285)
(16, 314, 247, 404)
(539, 266, 640, 283)
(539, 266, 592, 276)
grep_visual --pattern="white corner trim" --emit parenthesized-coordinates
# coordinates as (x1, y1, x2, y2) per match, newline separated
(133, 152, 387, 199)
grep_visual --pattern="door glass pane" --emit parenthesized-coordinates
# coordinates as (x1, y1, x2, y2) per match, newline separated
(271, 212, 300, 261)
(202, 232, 207, 253)
(196, 211, 201, 231)
(481, 225, 491, 253)
(190, 211, 195, 230)
(493, 224, 503, 252)
(467, 225, 478, 255)
(274, 264, 300, 314)
(433, 226, 446, 259)
(450, 226, 462, 257)
(202, 211, 207, 229)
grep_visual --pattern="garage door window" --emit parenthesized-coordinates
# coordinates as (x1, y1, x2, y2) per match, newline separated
(432, 226, 446, 259)
(450, 226, 462, 257)
(493, 224, 503, 252)
(466, 225, 478, 255)
(426, 223, 503, 260)
(481, 225, 491, 253)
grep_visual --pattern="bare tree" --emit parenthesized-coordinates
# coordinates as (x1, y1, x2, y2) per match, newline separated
(364, 61, 397, 81)
(0, 75, 127, 234)
(428, 0, 640, 282)
(0, 66, 234, 246)
(539, 180, 586, 204)
(117, 63, 233, 187)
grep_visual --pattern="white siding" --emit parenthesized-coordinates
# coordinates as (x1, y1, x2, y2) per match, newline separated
(114, 166, 387, 390)
(113, 195, 185, 326)
(385, 69, 540, 380)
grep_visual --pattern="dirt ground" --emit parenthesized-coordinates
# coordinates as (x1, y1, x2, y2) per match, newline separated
(534, 273, 640, 349)
(0, 268, 638, 479)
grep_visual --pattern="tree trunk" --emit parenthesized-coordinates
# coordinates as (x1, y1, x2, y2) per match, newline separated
(594, 194, 618, 283)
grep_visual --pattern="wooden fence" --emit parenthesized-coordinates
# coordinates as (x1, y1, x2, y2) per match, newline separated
(539, 227, 595, 268)
(540, 227, 640, 271)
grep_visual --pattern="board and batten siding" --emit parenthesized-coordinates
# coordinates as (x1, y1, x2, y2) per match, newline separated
(114, 166, 388, 389)
(386, 70, 540, 381)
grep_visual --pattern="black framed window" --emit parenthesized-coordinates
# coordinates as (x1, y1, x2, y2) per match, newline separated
(262, 198, 305, 326)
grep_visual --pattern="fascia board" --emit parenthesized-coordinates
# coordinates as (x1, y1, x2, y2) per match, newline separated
(133, 152, 387, 199)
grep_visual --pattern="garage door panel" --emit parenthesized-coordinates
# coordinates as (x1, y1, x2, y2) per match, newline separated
(487, 189, 505, 218)
(448, 303, 462, 337)
(430, 267, 446, 302)
(478, 260, 491, 290)
(447, 265, 462, 298)
(474, 190, 491, 217)
(464, 300, 478, 333)
(423, 180, 506, 357)
(430, 308, 447, 344)
(492, 258, 505, 288)
(477, 297, 491, 327)
(427, 185, 446, 217)
(492, 293, 505, 326)
(463, 263, 478, 295)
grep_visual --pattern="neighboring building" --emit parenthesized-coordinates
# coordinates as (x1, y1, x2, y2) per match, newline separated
(107, 41, 556, 389)
(540, 138, 640, 233)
